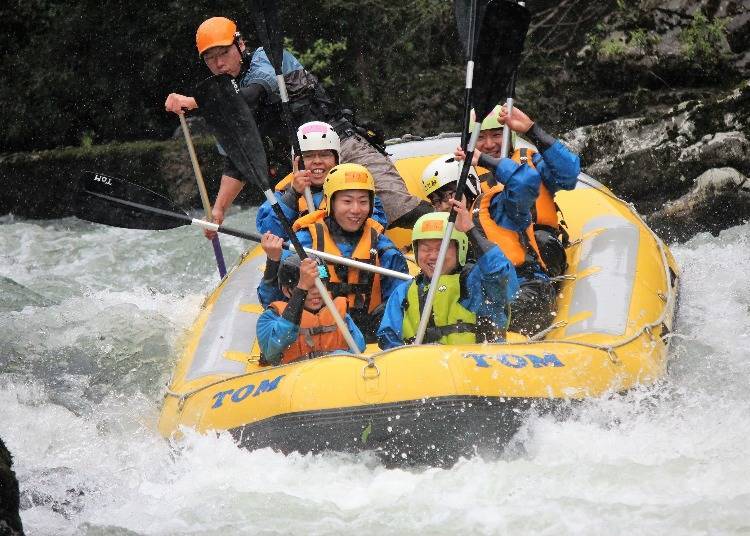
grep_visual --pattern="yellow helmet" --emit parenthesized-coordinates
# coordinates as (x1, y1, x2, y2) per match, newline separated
(196, 17, 239, 55)
(411, 212, 468, 266)
(322, 163, 375, 216)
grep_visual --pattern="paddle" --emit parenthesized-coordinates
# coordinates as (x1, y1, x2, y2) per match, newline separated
(413, 0, 530, 345)
(454, 0, 484, 149)
(178, 113, 227, 279)
(75, 171, 412, 281)
(248, 0, 315, 210)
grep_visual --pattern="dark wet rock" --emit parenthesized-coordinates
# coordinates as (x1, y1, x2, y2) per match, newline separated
(0, 437, 24, 536)
(575, 0, 748, 90)
(562, 81, 750, 221)
(646, 167, 750, 241)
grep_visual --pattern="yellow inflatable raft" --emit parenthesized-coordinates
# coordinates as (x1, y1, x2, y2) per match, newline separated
(159, 135, 679, 466)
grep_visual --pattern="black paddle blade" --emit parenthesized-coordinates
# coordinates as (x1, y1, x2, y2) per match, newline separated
(454, 0, 489, 59)
(249, 0, 284, 72)
(76, 171, 189, 230)
(472, 0, 531, 121)
(193, 74, 270, 191)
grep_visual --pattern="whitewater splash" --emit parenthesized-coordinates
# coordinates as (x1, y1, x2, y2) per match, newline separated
(1, 212, 748, 535)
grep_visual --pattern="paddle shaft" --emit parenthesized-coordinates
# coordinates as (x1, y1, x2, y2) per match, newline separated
(84, 188, 412, 281)
(178, 113, 228, 278)
(249, 14, 355, 352)
(412, 123, 481, 345)
(263, 191, 361, 353)
(460, 0, 478, 148)
(501, 71, 519, 158)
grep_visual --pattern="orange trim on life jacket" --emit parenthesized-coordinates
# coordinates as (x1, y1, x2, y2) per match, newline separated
(474, 184, 547, 271)
(269, 297, 350, 364)
(293, 211, 385, 313)
(275, 172, 326, 216)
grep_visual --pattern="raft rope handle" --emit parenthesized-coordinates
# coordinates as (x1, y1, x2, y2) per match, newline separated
(529, 320, 567, 341)
(495, 175, 679, 364)
(165, 177, 679, 406)
(362, 357, 381, 380)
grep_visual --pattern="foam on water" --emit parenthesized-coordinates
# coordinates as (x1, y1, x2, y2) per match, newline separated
(1, 214, 749, 535)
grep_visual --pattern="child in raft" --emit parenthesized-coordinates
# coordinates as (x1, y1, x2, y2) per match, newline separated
(256, 253, 365, 365)
(289, 163, 408, 341)
(377, 200, 518, 349)
(256, 121, 387, 238)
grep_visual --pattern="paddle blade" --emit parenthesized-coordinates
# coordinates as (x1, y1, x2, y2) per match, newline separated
(472, 0, 531, 121)
(76, 171, 188, 230)
(249, 0, 284, 72)
(193, 74, 270, 191)
(454, 0, 489, 59)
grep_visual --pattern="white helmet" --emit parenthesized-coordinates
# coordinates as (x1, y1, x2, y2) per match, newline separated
(421, 154, 480, 198)
(297, 121, 341, 157)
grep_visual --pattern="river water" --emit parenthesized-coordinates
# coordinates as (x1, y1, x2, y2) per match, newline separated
(1, 209, 748, 535)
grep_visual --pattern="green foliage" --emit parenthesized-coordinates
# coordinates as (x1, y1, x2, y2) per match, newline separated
(284, 38, 347, 86)
(679, 10, 728, 65)
(0, 0, 463, 152)
(628, 28, 660, 54)
(600, 39, 627, 59)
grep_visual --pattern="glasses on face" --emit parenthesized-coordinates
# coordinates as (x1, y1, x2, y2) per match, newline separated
(428, 188, 456, 207)
(302, 150, 336, 161)
(203, 45, 232, 64)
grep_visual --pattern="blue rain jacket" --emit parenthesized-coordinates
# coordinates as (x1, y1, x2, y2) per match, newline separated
(257, 306, 365, 364)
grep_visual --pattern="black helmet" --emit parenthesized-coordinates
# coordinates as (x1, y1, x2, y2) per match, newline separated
(534, 229, 568, 278)
(277, 254, 328, 289)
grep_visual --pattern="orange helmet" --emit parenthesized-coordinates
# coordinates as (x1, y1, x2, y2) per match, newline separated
(196, 17, 239, 55)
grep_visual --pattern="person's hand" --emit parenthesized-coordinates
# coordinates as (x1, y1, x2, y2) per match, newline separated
(204, 205, 225, 240)
(291, 156, 312, 194)
(450, 198, 474, 233)
(165, 93, 198, 114)
(498, 105, 534, 133)
(260, 232, 284, 262)
(297, 258, 319, 291)
(454, 146, 481, 167)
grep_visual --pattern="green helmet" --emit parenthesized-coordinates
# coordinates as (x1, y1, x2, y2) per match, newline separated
(469, 104, 503, 131)
(411, 212, 469, 267)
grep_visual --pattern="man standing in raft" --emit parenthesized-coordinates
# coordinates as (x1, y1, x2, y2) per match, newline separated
(456, 105, 580, 335)
(255, 121, 387, 237)
(164, 17, 431, 234)
(256, 254, 365, 365)
(377, 201, 518, 349)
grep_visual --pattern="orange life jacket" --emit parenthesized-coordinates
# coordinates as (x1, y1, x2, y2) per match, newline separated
(511, 148, 560, 229)
(269, 297, 350, 364)
(473, 183, 547, 272)
(293, 210, 385, 314)
(275, 173, 326, 216)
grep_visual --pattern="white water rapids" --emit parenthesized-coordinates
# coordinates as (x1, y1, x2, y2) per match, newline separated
(1, 209, 748, 535)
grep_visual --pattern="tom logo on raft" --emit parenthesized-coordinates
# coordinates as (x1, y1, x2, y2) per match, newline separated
(93, 174, 113, 186)
(211, 375, 285, 409)
(464, 352, 565, 369)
